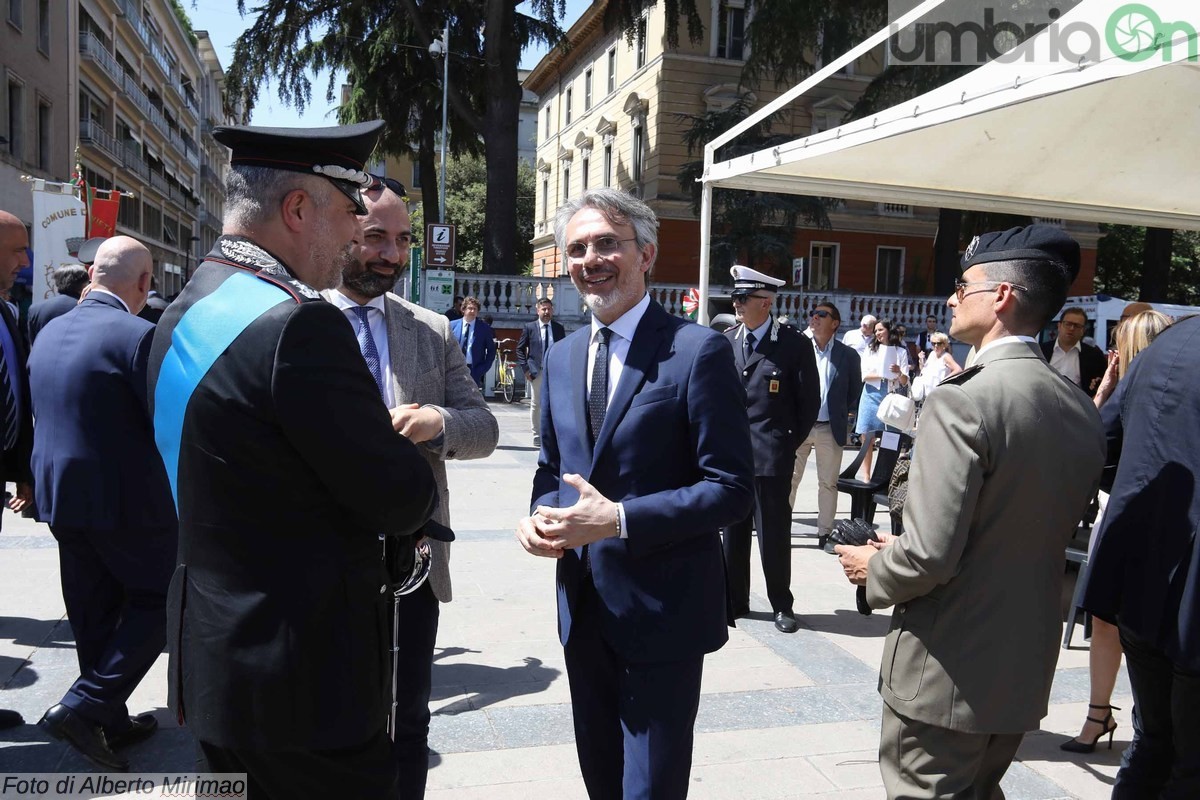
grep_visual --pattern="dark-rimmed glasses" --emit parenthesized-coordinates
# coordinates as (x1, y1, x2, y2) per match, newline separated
(368, 175, 408, 199)
(953, 279, 1028, 301)
(811, 309, 835, 319)
(564, 237, 636, 259)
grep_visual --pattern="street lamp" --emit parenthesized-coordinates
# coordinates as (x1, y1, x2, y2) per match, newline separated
(428, 24, 450, 224)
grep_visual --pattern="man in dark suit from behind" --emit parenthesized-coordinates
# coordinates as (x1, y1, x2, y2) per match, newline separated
(790, 301, 862, 546)
(27, 264, 88, 346)
(137, 274, 169, 324)
(722, 265, 820, 633)
(517, 189, 754, 798)
(516, 297, 565, 446)
(1041, 306, 1106, 396)
(0, 209, 36, 730)
(29, 236, 176, 771)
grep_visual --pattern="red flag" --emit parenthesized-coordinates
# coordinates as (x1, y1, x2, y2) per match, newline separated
(89, 188, 120, 239)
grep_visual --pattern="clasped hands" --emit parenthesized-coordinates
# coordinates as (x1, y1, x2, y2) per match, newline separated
(517, 474, 619, 559)
(833, 531, 897, 586)
(390, 403, 443, 443)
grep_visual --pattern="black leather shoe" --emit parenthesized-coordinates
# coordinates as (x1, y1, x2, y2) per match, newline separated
(774, 611, 799, 633)
(105, 713, 158, 750)
(38, 705, 128, 771)
(0, 709, 23, 729)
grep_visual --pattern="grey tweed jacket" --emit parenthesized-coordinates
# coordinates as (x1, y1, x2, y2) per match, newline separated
(327, 290, 499, 602)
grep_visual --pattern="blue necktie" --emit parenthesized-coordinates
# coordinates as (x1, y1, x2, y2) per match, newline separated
(351, 306, 385, 398)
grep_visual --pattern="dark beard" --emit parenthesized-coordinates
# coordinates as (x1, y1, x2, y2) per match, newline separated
(341, 259, 397, 299)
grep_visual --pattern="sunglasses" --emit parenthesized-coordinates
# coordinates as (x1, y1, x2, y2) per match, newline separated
(810, 309, 836, 320)
(368, 175, 409, 199)
(732, 293, 772, 304)
(953, 278, 1028, 301)
(565, 236, 636, 259)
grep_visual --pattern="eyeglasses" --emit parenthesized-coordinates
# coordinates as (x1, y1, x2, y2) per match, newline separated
(810, 309, 836, 320)
(564, 236, 636, 259)
(1059, 320, 1085, 330)
(732, 293, 772, 304)
(368, 175, 408, 199)
(953, 279, 1029, 301)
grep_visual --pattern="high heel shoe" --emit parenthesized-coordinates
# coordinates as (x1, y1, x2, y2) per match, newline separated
(1060, 704, 1120, 753)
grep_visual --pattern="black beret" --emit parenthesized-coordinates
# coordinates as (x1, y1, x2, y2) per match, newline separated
(212, 120, 385, 214)
(962, 224, 1081, 282)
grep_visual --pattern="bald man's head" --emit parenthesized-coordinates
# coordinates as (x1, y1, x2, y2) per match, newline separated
(89, 236, 153, 313)
(0, 211, 30, 294)
(1120, 301, 1153, 321)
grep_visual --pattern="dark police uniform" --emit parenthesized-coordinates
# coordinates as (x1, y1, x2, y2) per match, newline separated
(722, 313, 820, 624)
(149, 121, 437, 798)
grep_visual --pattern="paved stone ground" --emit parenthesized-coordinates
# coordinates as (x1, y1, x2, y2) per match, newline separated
(0, 399, 1129, 798)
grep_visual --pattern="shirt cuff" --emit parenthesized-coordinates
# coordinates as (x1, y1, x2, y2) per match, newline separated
(616, 502, 628, 539)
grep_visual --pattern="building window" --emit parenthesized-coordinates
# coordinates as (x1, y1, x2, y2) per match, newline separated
(876, 247, 904, 294)
(543, 105, 552, 139)
(607, 47, 617, 93)
(717, 3, 746, 61)
(117, 186, 139, 230)
(7, 0, 22, 28)
(541, 176, 548, 220)
(411, 161, 421, 189)
(808, 243, 838, 291)
(603, 143, 612, 187)
(37, 0, 49, 53)
(631, 126, 644, 184)
(635, 17, 647, 69)
(565, 88, 572, 126)
(581, 156, 589, 192)
(36, 100, 50, 171)
(6, 80, 23, 159)
(584, 69, 592, 110)
(562, 165, 570, 203)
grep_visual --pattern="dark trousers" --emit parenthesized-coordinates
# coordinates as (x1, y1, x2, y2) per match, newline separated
(722, 474, 794, 615)
(564, 579, 704, 800)
(199, 729, 399, 800)
(1113, 624, 1200, 799)
(391, 579, 440, 800)
(879, 703, 1023, 800)
(51, 524, 175, 730)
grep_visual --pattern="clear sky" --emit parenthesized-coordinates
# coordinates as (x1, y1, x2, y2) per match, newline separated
(186, 0, 592, 128)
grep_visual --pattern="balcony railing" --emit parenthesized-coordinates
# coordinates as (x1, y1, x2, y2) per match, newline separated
(877, 202, 913, 217)
(122, 147, 150, 181)
(201, 163, 221, 187)
(445, 272, 956, 334)
(148, 105, 170, 138)
(79, 119, 122, 162)
(115, 0, 149, 46)
(200, 209, 221, 230)
(123, 74, 153, 117)
(149, 171, 169, 196)
(79, 33, 124, 87)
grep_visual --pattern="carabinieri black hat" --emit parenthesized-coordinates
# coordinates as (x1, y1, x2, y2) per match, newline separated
(212, 120, 385, 214)
(961, 224, 1081, 282)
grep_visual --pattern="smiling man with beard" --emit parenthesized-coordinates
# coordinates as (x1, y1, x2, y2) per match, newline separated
(516, 189, 754, 798)
(324, 176, 498, 800)
(148, 123, 438, 797)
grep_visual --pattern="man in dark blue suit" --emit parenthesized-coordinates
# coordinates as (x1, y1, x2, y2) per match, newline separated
(27, 264, 88, 346)
(517, 189, 754, 799)
(516, 297, 566, 445)
(28, 236, 177, 771)
(1083, 314, 1200, 797)
(790, 301, 863, 546)
(448, 296, 495, 387)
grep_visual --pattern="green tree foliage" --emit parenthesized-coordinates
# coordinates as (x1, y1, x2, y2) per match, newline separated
(434, 153, 536, 272)
(677, 96, 831, 279)
(224, 0, 563, 275)
(1096, 225, 1200, 304)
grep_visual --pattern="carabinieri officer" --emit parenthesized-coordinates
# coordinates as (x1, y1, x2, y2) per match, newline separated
(148, 121, 437, 799)
(721, 265, 820, 633)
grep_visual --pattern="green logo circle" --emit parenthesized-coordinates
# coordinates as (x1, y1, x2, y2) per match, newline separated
(1107, 3, 1161, 61)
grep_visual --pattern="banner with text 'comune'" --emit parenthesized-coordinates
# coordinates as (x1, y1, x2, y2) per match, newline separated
(30, 180, 86, 301)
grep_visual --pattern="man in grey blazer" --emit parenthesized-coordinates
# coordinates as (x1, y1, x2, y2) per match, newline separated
(835, 225, 1106, 798)
(326, 178, 498, 799)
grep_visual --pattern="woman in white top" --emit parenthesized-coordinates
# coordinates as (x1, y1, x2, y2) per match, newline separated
(854, 319, 909, 481)
(915, 332, 962, 397)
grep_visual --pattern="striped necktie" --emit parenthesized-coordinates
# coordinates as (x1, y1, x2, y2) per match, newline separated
(351, 306, 385, 398)
(0, 343, 16, 451)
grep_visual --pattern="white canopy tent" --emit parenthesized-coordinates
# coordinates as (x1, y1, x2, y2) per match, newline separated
(696, 0, 1200, 322)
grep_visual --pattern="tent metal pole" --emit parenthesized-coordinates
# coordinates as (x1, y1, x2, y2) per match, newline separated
(698, 181, 713, 326)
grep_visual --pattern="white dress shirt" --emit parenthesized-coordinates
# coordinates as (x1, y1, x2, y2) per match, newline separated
(328, 291, 397, 408)
(975, 334, 1037, 360)
(1048, 339, 1082, 386)
(811, 334, 836, 422)
(87, 286, 130, 313)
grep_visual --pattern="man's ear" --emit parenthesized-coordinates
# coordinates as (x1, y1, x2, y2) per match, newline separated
(138, 270, 152, 294)
(280, 188, 309, 234)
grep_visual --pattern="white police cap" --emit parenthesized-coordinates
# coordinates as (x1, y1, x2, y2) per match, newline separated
(730, 264, 785, 295)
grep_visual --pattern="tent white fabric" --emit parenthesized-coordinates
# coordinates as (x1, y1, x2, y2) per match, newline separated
(696, 0, 1200, 321)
